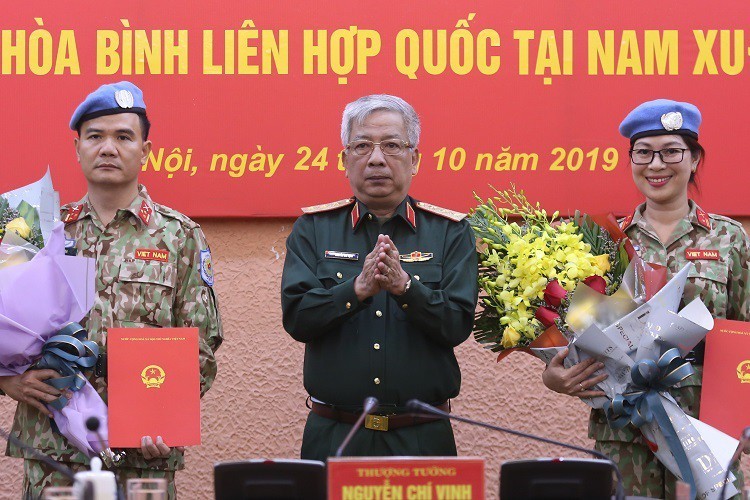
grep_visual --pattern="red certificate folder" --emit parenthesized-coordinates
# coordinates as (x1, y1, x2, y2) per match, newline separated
(108, 328, 201, 448)
(700, 319, 750, 438)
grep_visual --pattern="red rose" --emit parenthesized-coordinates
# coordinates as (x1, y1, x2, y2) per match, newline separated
(543, 279, 568, 308)
(535, 306, 560, 328)
(583, 275, 607, 294)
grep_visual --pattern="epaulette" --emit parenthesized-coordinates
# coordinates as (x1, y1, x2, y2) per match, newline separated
(414, 201, 466, 222)
(301, 198, 355, 214)
(709, 213, 744, 231)
(153, 202, 200, 229)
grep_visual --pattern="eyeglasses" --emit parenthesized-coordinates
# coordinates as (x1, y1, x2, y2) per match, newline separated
(346, 139, 413, 156)
(629, 148, 689, 165)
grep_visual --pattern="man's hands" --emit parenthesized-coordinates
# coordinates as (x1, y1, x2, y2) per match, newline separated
(140, 435, 184, 460)
(354, 234, 409, 301)
(0, 370, 71, 418)
(542, 348, 608, 399)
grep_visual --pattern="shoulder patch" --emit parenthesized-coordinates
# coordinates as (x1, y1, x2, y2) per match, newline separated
(301, 198, 355, 214)
(414, 201, 466, 222)
(200, 249, 214, 286)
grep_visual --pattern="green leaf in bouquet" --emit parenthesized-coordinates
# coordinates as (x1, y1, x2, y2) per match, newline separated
(15, 200, 41, 231)
(0, 196, 8, 214)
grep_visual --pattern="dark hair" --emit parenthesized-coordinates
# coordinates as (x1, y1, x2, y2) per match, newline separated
(76, 113, 151, 141)
(682, 135, 704, 188)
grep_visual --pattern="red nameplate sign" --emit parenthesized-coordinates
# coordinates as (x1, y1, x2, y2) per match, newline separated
(134, 248, 170, 262)
(108, 328, 201, 447)
(684, 248, 720, 261)
(700, 319, 750, 438)
(328, 457, 484, 500)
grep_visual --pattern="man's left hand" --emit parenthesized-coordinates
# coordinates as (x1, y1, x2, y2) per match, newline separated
(140, 435, 184, 460)
(374, 234, 409, 295)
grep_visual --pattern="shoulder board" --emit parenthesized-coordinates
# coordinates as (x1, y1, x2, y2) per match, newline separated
(709, 213, 744, 230)
(301, 198, 355, 214)
(153, 203, 200, 229)
(414, 201, 466, 222)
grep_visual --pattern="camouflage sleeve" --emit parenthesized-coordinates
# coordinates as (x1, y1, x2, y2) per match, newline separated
(174, 224, 223, 397)
(728, 225, 750, 321)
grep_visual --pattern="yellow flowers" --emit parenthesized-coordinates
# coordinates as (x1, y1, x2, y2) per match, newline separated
(470, 185, 615, 352)
(6, 218, 31, 239)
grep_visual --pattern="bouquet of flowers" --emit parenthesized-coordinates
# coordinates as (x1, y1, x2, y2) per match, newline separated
(0, 172, 109, 458)
(469, 185, 738, 499)
(468, 185, 631, 359)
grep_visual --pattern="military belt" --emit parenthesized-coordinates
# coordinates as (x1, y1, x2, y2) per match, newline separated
(309, 401, 449, 431)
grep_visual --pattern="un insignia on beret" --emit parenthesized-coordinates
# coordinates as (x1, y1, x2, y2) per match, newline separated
(115, 89, 134, 109)
(660, 111, 683, 131)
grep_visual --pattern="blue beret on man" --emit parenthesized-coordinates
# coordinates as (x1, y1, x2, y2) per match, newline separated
(69, 81, 147, 130)
(619, 99, 701, 142)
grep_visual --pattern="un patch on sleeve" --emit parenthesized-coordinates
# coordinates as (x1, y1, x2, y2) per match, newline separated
(200, 249, 214, 286)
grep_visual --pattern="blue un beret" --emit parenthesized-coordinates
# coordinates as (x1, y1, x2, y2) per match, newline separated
(70, 81, 147, 130)
(619, 99, 701, 142)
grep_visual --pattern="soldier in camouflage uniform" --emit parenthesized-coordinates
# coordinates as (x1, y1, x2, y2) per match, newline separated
(0, 82, 222, 499)
(543, 99, 749, 498)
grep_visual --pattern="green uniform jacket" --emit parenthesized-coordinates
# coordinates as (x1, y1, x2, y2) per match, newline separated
(7, 186, 223, 471)
(281, 196, 478, 409)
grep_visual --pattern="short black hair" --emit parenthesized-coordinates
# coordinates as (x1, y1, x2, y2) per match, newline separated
(76, 113, 151, 141)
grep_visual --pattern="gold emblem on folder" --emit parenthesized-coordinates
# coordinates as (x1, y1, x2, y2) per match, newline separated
(141, 365, 166, 389)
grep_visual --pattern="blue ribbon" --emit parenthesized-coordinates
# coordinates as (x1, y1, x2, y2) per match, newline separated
(36, 322, 99, 411)
(604, 348, 696, 498)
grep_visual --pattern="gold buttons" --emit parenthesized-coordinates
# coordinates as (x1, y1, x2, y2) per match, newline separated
(336, 272, 343, 279)
(414, 275, 421, 281)
(374, 377, 381, 385)
(375, 310, 383, 317)
(401, 304, 408, 310)
(374, 343, 380, 350)
(345, 302, 351, 309)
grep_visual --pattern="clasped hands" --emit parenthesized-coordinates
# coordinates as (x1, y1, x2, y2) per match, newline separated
(354, 234, 409, 301)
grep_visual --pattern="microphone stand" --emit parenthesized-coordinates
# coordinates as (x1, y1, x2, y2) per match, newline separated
(334, 397, 379, 457)
(407, 399, 625, 500)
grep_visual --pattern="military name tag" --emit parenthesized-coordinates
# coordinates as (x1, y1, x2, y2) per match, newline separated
(325, 250, 359, 261)
(135, 248, 170, 262)
(399, 251, 433, 262)
(685, 248, 720, 261)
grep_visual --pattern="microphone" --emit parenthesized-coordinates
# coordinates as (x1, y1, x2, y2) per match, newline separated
(719, 426, 750, 499)
(0, 425, 75, 480)
(406, 399, 625, 500)
(334, 397, 379, 457)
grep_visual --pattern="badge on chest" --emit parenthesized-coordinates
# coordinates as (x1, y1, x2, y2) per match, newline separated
(685, 248, 720, 261)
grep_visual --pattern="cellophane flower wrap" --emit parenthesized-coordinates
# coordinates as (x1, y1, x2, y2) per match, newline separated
(0, 172, 109, 458)
(470, 185, 739, 499)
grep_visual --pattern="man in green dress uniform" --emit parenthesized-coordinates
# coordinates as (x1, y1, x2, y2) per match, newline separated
(281, 94, 478, 460)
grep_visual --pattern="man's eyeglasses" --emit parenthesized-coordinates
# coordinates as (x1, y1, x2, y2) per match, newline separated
(346, 139, 413, 156)
(629, 148, 689, 165)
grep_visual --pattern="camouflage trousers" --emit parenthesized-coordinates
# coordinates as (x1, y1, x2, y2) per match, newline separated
(595, 439, 743, 500)
(23, 458, 177, 499)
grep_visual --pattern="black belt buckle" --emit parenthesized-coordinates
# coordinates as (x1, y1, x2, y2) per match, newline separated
(95, 353, 107, 378)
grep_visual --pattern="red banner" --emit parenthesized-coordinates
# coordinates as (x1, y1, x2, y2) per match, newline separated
(1, 1, 749, 217)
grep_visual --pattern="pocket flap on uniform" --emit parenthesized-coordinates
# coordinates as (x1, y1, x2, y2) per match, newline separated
(316, 259, 361, 284)
(118, 259, 176, 288)
(402, 263, 442, 283)
(687, 259, 728, 285)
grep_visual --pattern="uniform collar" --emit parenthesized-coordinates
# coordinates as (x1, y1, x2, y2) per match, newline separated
(621, 199, 711, 233)
(65, 184, 154, 228)
(350, 197, 417, 233)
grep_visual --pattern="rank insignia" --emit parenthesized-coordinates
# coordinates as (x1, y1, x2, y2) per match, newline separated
(138, 201, 153, 225)
(695, 207, 712, 230)
(399, 251, 434, 262)
(63, 205, 83, 223)
(685, 248, 720, 261)
(619, 213, 634, 231)
(301, 198, 355, 215)
(325, 250, 359, 261)
(414, 201, 466, 222)
(200, 249, 214, 286)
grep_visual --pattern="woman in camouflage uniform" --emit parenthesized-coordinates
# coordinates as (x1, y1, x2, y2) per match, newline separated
(542, 99, 750, 498)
